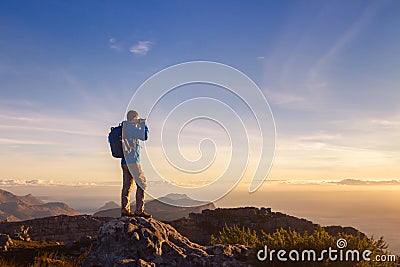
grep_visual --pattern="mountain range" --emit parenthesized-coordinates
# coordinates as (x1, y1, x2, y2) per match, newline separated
(0, 189, 216, 222)
(0, 189, 79, 221)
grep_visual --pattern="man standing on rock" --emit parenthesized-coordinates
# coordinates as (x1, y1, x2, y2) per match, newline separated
(121, 110, 151, 218)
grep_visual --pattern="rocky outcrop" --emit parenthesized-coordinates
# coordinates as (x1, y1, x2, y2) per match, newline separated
(170, 207, 365, 245)
(0, 215, 112, 242)
(83, 217, 251, 267)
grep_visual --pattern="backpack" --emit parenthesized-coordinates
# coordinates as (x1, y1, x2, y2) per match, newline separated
(108, 122, 149, 158)
(144, 125, 149, 141)
(108, 123, 123, 158)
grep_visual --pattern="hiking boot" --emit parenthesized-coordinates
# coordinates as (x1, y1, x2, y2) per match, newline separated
(134, 210, 152, 218)
(121, 211, 135, 217)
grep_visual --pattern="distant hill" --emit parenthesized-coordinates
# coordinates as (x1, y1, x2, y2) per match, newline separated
(0, 189, 79, 221)
(95, 201, 120, 212)
(0, 189, 44, 205)
(94, 193, 215, 221)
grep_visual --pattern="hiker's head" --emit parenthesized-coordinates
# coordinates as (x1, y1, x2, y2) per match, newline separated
(127, 110, 139, 122)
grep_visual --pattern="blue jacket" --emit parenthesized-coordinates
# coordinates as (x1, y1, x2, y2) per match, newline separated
(121, 120, 148, 164)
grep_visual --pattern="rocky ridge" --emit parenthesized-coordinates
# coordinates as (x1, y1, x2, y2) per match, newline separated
(0, 215, 111, 242)
(170, 207, 364, 245)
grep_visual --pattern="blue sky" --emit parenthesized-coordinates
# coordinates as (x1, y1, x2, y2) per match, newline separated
(0, 1, 399, 184)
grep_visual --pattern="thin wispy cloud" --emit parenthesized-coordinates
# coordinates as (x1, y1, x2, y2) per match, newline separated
(0, 114, 44, 122)
(298, 132, 342, 143)
(0, 179, 97, 186)
(307, 1, 385, 88)
(0, 138, 60, 146)
(0, 98, 38, 107)
(0, 110, 104, 137)
(0, 124, 103, 137)
(264, 89, 307, 107)
(108, 37, 122, 51)
(330, 115, 400, 135)
(370, 119, 400, 128)
(328, 179, 400, 186)
(265, 179, 400, 186)
(130, 41, 152, 55)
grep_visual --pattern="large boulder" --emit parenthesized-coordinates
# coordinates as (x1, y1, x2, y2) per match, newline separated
(83, 217, 251, 267)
